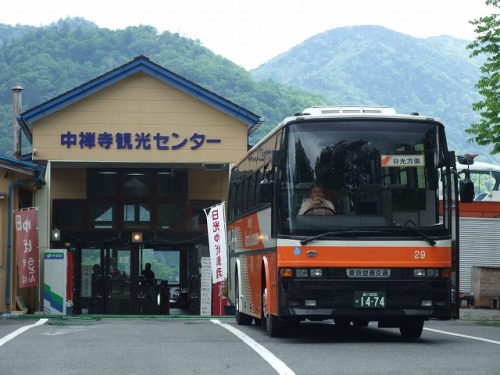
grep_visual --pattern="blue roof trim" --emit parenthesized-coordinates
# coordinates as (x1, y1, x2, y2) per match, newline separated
(18, 55, 261, 142)
(0, 155, 45, 180)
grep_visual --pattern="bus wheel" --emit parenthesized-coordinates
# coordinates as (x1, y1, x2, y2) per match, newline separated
(263, 287, 286, 337)
(399, 319, 424, 339)
(235, 275, 253, 325)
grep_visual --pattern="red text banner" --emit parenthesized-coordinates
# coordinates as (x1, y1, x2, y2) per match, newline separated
(15, 208, 39, 288)
(205, 203, 227, 284)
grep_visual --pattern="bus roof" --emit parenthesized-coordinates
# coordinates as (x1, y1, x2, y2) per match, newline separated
(299, 105, 397, 116)
(285, 106, 441, 124)
(238, 105, 442, 168)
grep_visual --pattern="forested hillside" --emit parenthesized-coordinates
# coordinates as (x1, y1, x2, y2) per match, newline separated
(0, 18, 325, 156)
(251, 25, 499, 164)
(0, 20, 497, 163)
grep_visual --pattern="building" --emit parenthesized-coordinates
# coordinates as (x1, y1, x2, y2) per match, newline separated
(1, 55, 260, 315)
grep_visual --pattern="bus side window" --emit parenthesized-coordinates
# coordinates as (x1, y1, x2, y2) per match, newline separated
(228, 184, 236, 221)
(235, 183, 242, 217)
(260, 169, 273, 203)
(255, 169, 263, 206)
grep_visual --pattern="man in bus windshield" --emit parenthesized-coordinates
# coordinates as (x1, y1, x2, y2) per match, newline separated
(298, 184, 336, 215)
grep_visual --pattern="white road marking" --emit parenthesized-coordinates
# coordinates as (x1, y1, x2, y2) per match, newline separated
(0, 318, 48, 347)
(211, 319, 295, 375)
(424, 327, 500, 345)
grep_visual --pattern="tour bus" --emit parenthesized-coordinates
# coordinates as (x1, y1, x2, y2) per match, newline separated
(226, 106, 473, 338)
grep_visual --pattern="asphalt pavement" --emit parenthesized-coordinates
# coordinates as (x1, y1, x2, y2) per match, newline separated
(459, 307, 500, 321)
(2, 307, 500, 322)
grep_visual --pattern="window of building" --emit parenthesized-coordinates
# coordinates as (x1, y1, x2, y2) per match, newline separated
(53, 200, 84, 229)
(124, 203, 151, 228)
(89, 202, 115, 229)
(87, 170, 117, 198)
(54, 169, 192, 231)
(158, 203, 185, 229)
(158, 170, 187, 199)
(124, 172, 151, 197)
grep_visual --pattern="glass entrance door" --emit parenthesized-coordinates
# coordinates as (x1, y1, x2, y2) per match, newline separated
(80, 246, 138, 314)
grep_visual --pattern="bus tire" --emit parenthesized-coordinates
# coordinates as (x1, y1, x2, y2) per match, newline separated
(263, 287, 286, 337)
(235, 275, 253, 325)
(399, 318, 424, 339)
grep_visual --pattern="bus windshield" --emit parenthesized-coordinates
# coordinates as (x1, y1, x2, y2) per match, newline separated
(279, 119, 448, 236)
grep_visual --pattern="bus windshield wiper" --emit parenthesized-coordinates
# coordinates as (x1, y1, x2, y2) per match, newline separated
(299, 227, 436, 246)
(299, 230, 385, 245)
(393, 225, 437, 246)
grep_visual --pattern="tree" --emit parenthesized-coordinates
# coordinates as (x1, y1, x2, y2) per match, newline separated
(467, 0, 500, 154)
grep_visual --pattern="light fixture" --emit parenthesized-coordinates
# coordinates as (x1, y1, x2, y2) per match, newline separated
(131, 232, 143, 243)
(0, 192, 6, 199)
(51, 229, 61, 241)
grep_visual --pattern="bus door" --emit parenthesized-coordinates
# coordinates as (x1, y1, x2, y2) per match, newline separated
(80, 246, 139, 314)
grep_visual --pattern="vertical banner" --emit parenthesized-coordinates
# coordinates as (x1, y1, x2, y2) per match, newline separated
(81, 265, 92, 298)
(14, 208, 39, 288)
(205, 203, 227, 284)
(200, 257, 212, 316)
(44, 250, 67, 315)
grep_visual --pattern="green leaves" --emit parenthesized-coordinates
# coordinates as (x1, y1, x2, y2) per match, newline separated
(466, 1, 500, 154)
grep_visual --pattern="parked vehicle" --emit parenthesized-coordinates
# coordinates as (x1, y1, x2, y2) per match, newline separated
(227, 106, 472, 338)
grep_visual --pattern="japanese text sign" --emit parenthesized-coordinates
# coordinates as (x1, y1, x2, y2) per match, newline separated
(381, 154, 425, 167)
(15, 208, 39, 288)
(60, 131, 221, 150)
(205, 203, 227, 284)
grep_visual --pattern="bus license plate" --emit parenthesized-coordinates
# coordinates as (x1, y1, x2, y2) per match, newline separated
(354, 291, 386, 308)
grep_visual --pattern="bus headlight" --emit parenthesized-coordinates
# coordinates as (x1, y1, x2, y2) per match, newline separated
(426, 269, 439, 278)
(310, 269, 323, 277)
(414, 269, 426, 277)
(295, 269, 309, 277)
(413, 269, 439, 278)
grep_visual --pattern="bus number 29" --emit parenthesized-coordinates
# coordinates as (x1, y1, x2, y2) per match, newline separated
(414, 250, 426, 259)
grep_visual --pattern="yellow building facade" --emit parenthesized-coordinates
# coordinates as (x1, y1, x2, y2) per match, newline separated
(1, 55, 260, 315)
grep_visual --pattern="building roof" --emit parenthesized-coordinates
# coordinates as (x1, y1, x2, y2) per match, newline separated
(16, 55, 262, 143)
(0, 155, 45, 181)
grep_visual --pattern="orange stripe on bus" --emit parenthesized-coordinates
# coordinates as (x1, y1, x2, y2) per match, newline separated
(277, 245, 452, 267)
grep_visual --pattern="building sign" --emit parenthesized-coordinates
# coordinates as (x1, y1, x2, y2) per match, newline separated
(205, 203, 227, 284)
(200, 257, 212, 316)
(381, 154, 425, 167)
(44, 250, 67, 315)
(14, 208, 39, 288)
(81, 266, 92, 298)
(60, 131, 221, 150)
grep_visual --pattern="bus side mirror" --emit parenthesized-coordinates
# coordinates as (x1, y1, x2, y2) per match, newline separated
(260, 177, 273, 203)
(457, 155, 475, 166)
(459, 174, 474, 203)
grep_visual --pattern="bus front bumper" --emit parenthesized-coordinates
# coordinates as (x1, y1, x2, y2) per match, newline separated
(279, 279, 452, 321)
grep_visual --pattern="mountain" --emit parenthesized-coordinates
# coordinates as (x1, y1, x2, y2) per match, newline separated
(0, 17, 326, 155)
(251, 25, 498, 164)
(0, 20, 497, 164)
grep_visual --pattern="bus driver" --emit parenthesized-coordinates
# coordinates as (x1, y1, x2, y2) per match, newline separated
(298, 184, 336, 215)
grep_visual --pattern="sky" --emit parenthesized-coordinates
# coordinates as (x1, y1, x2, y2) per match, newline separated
(0, 0, 495, 70)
